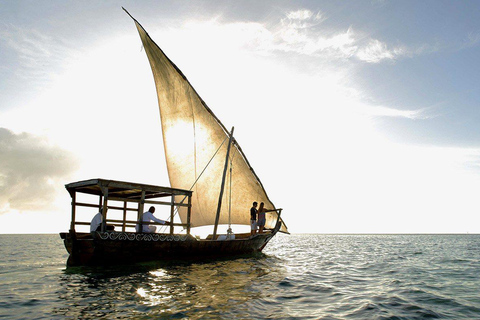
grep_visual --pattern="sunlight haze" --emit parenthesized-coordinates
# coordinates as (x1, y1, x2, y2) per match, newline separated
(1, 1, 480, 234)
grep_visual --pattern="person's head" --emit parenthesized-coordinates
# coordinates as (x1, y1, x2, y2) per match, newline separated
(149, 206, 155, 213)
(99, 207, 107, 213)
(253, 201, 258, 207)
(259, 202, 264, 211)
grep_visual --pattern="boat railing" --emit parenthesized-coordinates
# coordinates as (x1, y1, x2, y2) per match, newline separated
(71, 219, 188, 229)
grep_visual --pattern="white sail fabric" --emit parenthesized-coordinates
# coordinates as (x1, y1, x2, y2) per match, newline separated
(132, 18, 288, 233)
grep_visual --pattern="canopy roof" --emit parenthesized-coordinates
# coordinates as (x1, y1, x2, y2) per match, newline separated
(65, 179, 192, 200)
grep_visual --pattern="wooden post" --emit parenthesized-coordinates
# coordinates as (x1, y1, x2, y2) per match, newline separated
(170, 195, 175, 235)
(186, 194, 192, 235)
(274, 209, 283, 232)
(228, 165, 232, 229)
(122, 201, 127, 232)
(138, 191, 145, 233)
(213, 127, 234, 239)
(101, 188, 108, 232)
(70, 191, 76, 232)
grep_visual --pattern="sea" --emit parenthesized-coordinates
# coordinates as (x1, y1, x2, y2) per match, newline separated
(1, 234, 479, 320)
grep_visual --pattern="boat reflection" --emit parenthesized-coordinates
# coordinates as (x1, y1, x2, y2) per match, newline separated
(53, 254, 286, 318)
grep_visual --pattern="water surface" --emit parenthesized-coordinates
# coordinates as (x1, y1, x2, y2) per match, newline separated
(1, 234, 479, 319)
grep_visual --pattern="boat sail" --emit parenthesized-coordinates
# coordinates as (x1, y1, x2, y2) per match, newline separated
(126, 9, 288, 234)
(59, 10, 287, 266)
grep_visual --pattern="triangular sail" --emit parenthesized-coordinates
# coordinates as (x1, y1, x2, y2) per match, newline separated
(127, 11, 288, 233)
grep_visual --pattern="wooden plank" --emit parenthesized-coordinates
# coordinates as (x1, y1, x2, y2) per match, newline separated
(108, 196, 141, 203)
(74, 202, 100, 209)
(65, 178, 101, 190)
(170, 195, 174, 235)
(187, 194, 192, 235)
(103, 218, 138, 224)
(107, 180, 192, 196)
(122, 201, 127, 232)
(73, 201, 137, 212)
(144, 193, 172, 199)
(70, 192, 76, 231)
(138, 190, 145, 233)
(105, 204, 138, 211)
(274, 209, 282, 231)
(101, 188, 108, 232)
(72, 189, 102, 196)
(74, 220, 187, 227)
(73, 221, 91, 226)
(144, 199, 190, 207)
(106, 223, 137, 228)
(108, 197, 189, 207)
(107, 219, 187, 227)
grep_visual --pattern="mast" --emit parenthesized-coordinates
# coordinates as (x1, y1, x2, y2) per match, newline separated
(213, 127, 234, 239)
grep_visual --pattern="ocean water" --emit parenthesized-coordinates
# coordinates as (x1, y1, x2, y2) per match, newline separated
(0, 234, 479, 319)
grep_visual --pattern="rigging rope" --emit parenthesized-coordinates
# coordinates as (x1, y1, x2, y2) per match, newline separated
(227, 146, 238, 234)
(158, 136, 229, 233)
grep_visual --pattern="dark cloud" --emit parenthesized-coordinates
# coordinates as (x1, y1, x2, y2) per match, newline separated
(0, 128, 78, 213)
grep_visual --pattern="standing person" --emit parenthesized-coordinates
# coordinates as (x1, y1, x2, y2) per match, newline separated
(257, 203, 275, 233)
(136, 206, 170, 233)
(90, 207, 115, 233)
(250, 201, 258, 236)
(257, 202, 266, 233)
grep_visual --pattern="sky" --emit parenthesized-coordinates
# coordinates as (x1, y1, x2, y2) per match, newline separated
(1, 0, 480, 234)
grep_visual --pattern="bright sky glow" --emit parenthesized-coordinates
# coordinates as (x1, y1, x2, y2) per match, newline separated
(1, 1, 480, 234)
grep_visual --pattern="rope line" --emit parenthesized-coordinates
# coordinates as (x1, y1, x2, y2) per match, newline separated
(158, 136, 229, 233)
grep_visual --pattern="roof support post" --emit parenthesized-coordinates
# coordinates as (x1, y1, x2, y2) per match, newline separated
(69, 191, 76, 232)
(138, 190, 145, 233)
(170, 195, 175, 235)
(274, 209, 283, 232)
(187, 194, 192, 235)
(101, 188, 108, 232)
(122, 201, 127, 232)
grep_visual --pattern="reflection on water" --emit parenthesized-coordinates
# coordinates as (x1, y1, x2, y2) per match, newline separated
(53, 254, 287, 319)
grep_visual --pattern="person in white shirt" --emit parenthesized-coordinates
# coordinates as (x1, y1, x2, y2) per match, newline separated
(90, 207, 115, 233)
(136, 206, 170, 233)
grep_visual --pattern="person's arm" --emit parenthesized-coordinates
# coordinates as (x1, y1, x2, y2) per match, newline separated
(150, 214, 169, 225)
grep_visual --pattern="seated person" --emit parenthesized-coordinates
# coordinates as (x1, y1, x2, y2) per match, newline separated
(90, 207, 115, 232)
(136, 206, 170, 233)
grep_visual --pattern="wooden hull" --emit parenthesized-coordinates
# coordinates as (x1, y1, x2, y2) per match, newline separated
(60, 231, 276, 266)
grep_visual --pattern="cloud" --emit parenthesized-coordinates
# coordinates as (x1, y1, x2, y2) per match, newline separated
(463, 31, 480, 48)
(173, 9, 410, 64)
(253, 9, 407, 63)
(0, 23, 78, 88)
(286, 9, 323, 21)
(274, 11, 357, 57)
(356, 39, 406, 63)
(360, 104, 428, 119)
(156, 11, 426, 126)
(0, 128, 78, 213)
